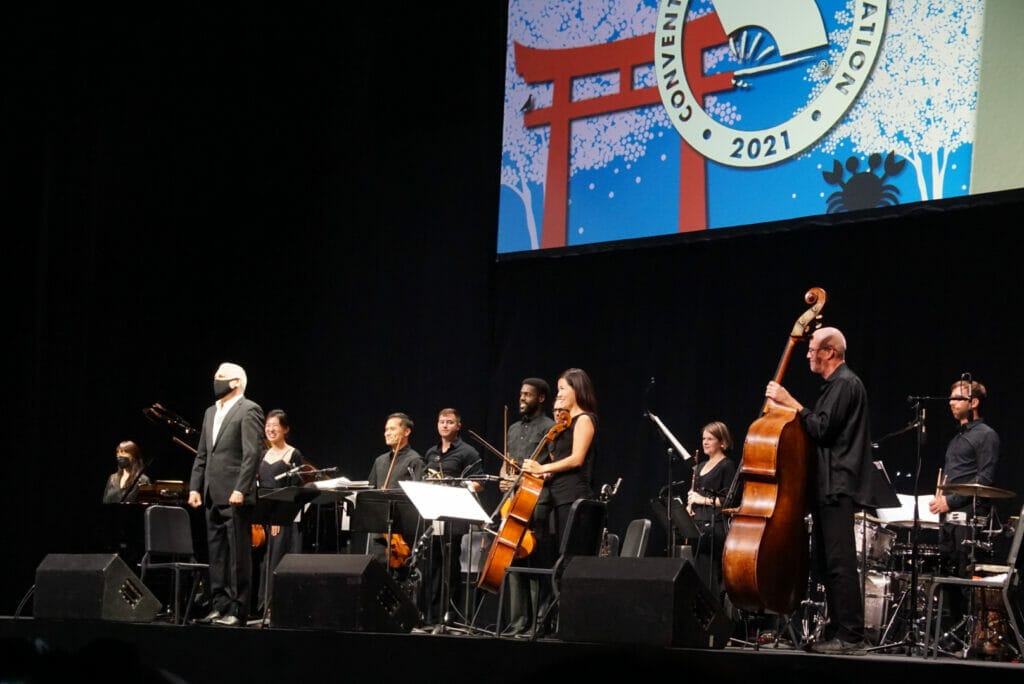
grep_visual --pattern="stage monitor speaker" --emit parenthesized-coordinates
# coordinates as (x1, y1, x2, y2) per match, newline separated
(271, 554, 418, 633)
(34, 553, 160, 623)
(558, 556, 733, 648)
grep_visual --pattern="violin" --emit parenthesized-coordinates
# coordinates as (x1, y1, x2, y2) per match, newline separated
(252, 523, 267, 549)
(253, 457, 320, 549)
(477, 411, 571, 593)
(387, 533, 411, 568)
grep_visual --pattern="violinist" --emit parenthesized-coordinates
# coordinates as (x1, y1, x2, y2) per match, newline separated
(501, 377, 556, 636)
(765, 327, 874, 655)
(420, 408, 483, 629)
(521, 368, 598, 634)
(366, 412, 424, 569)
(686, 421, 738, 612)
(253, 409, 305, 618)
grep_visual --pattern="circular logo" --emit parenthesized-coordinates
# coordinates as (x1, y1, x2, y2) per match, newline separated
(655, 0, 887, 168)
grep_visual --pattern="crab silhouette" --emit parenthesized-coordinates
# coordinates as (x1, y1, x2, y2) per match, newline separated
(823, 151, 905, 213)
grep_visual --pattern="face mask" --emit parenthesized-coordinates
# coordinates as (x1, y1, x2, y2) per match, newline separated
(213, 378, 233, 399)
(116, 456, 131, 469)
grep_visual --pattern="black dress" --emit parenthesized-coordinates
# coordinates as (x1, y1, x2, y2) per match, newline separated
(690, 456, 737, 603)
(255, 447, 305, 613)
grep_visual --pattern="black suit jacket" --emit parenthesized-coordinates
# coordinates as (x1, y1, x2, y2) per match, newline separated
(190, 397, 265, 505)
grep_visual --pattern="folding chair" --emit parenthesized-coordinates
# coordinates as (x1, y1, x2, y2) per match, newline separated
(139, 504, 209, 625)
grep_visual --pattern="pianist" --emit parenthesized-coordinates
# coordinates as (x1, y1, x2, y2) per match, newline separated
(101, 440, 151, 504)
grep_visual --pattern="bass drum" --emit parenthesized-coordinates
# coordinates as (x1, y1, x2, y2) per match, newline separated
(861, 570, 895, 641)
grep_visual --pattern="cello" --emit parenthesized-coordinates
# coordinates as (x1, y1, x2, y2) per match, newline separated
(476, 412, 571, 594)
(722, 287, 826, 616)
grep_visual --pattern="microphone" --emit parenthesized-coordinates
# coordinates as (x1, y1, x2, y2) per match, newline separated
(920, 407, 926, 445)
(275, 464, 303, 481)
(460, 460, 483, 477)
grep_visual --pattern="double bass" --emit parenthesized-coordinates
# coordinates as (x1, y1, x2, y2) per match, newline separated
(722, 287, 826, 615)
(476, 413, 571, 594)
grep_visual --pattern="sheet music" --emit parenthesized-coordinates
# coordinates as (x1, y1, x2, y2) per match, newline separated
(875, 493, 940, 527)
(313, 476, 370, 490)
(398, 480, 491, 523)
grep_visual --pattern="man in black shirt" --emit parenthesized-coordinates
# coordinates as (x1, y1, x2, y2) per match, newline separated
(766, 326, 875, 654)
(500, 378, 556, 636)
(928, 377, 1000, 641)
(421, 408, 483, 628)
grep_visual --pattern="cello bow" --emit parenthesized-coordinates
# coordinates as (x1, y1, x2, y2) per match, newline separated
(476, 413, 571, 594)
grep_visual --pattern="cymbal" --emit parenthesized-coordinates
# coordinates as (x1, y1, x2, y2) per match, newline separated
(937, 482, 1016, 499)
(854, 511, 881, 524)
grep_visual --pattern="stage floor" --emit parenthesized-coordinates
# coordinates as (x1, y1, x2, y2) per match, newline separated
(2, 615, 1021, 684)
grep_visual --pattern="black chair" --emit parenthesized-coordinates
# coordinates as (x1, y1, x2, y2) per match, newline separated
(923, 501, 1024, 659)
(619, 517, 652, 558)
(495, 497, 607, 639)
(139, 504, 209, 625)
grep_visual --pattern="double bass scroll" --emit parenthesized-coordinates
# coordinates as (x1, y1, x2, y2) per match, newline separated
(722, 287, 826, 616)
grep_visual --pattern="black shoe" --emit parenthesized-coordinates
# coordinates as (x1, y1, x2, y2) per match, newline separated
(213, 615, 242, 627)
(811, 637, 866, 655)
(198, 609, 222, 624)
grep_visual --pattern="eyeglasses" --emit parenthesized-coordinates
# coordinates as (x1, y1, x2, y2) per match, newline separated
(808, 345, 831, 353)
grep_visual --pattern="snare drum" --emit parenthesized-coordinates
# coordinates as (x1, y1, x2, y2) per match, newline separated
(855, 518, 897, 569)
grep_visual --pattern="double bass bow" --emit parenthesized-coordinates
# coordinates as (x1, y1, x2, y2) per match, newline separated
(722, 287, 826, 616)
(476, 412, 571, 594)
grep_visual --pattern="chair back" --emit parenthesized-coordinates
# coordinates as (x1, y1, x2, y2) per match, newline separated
(145, 505, 197, 559)
(619, 518, 652, 558)
(560, 498, 607, 558)
(1005, 502, 1024, 570)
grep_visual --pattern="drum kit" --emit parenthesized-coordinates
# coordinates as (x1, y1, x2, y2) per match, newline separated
(853, 482, 1017, 656)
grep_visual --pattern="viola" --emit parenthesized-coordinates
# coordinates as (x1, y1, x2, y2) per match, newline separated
(722, 287, 826, 615)
(477, 412, 571, 594)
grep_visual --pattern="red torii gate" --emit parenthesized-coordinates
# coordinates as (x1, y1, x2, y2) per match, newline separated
(516, 14, 733, 249)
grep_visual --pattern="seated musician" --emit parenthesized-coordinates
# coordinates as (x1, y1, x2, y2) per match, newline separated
(927, 377, 1001, 653)
(101, 440, 151, 504)
(365, 412, 424, 570)
(420, 408, 483, 629)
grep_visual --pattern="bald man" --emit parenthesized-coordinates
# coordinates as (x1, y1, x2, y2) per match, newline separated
(767, 326, 875, 654)
(189, 362, 265, 626)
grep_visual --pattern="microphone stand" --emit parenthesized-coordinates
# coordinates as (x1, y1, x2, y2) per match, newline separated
(645, 410, 693, 557)
(868, 399, 929, 655)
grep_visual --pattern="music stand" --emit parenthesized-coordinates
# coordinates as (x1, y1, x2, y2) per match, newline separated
(644, 410, 694, 557)
(253, 488, 308, 627)
(399, 481, 490, 634)
(350, 489, 421, 570)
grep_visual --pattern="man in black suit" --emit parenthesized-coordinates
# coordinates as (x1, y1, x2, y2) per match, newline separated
(188, 362, 265, 626)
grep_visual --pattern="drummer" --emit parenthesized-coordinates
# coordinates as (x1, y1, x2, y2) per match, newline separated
(928, 377, 1001, 631)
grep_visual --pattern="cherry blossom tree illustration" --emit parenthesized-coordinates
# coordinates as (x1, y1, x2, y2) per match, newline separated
(814, 0, 982, 201)
(501, 1, 668, 249)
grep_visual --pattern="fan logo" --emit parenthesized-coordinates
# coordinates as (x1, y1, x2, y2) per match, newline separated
(656, 0, 888, 168)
